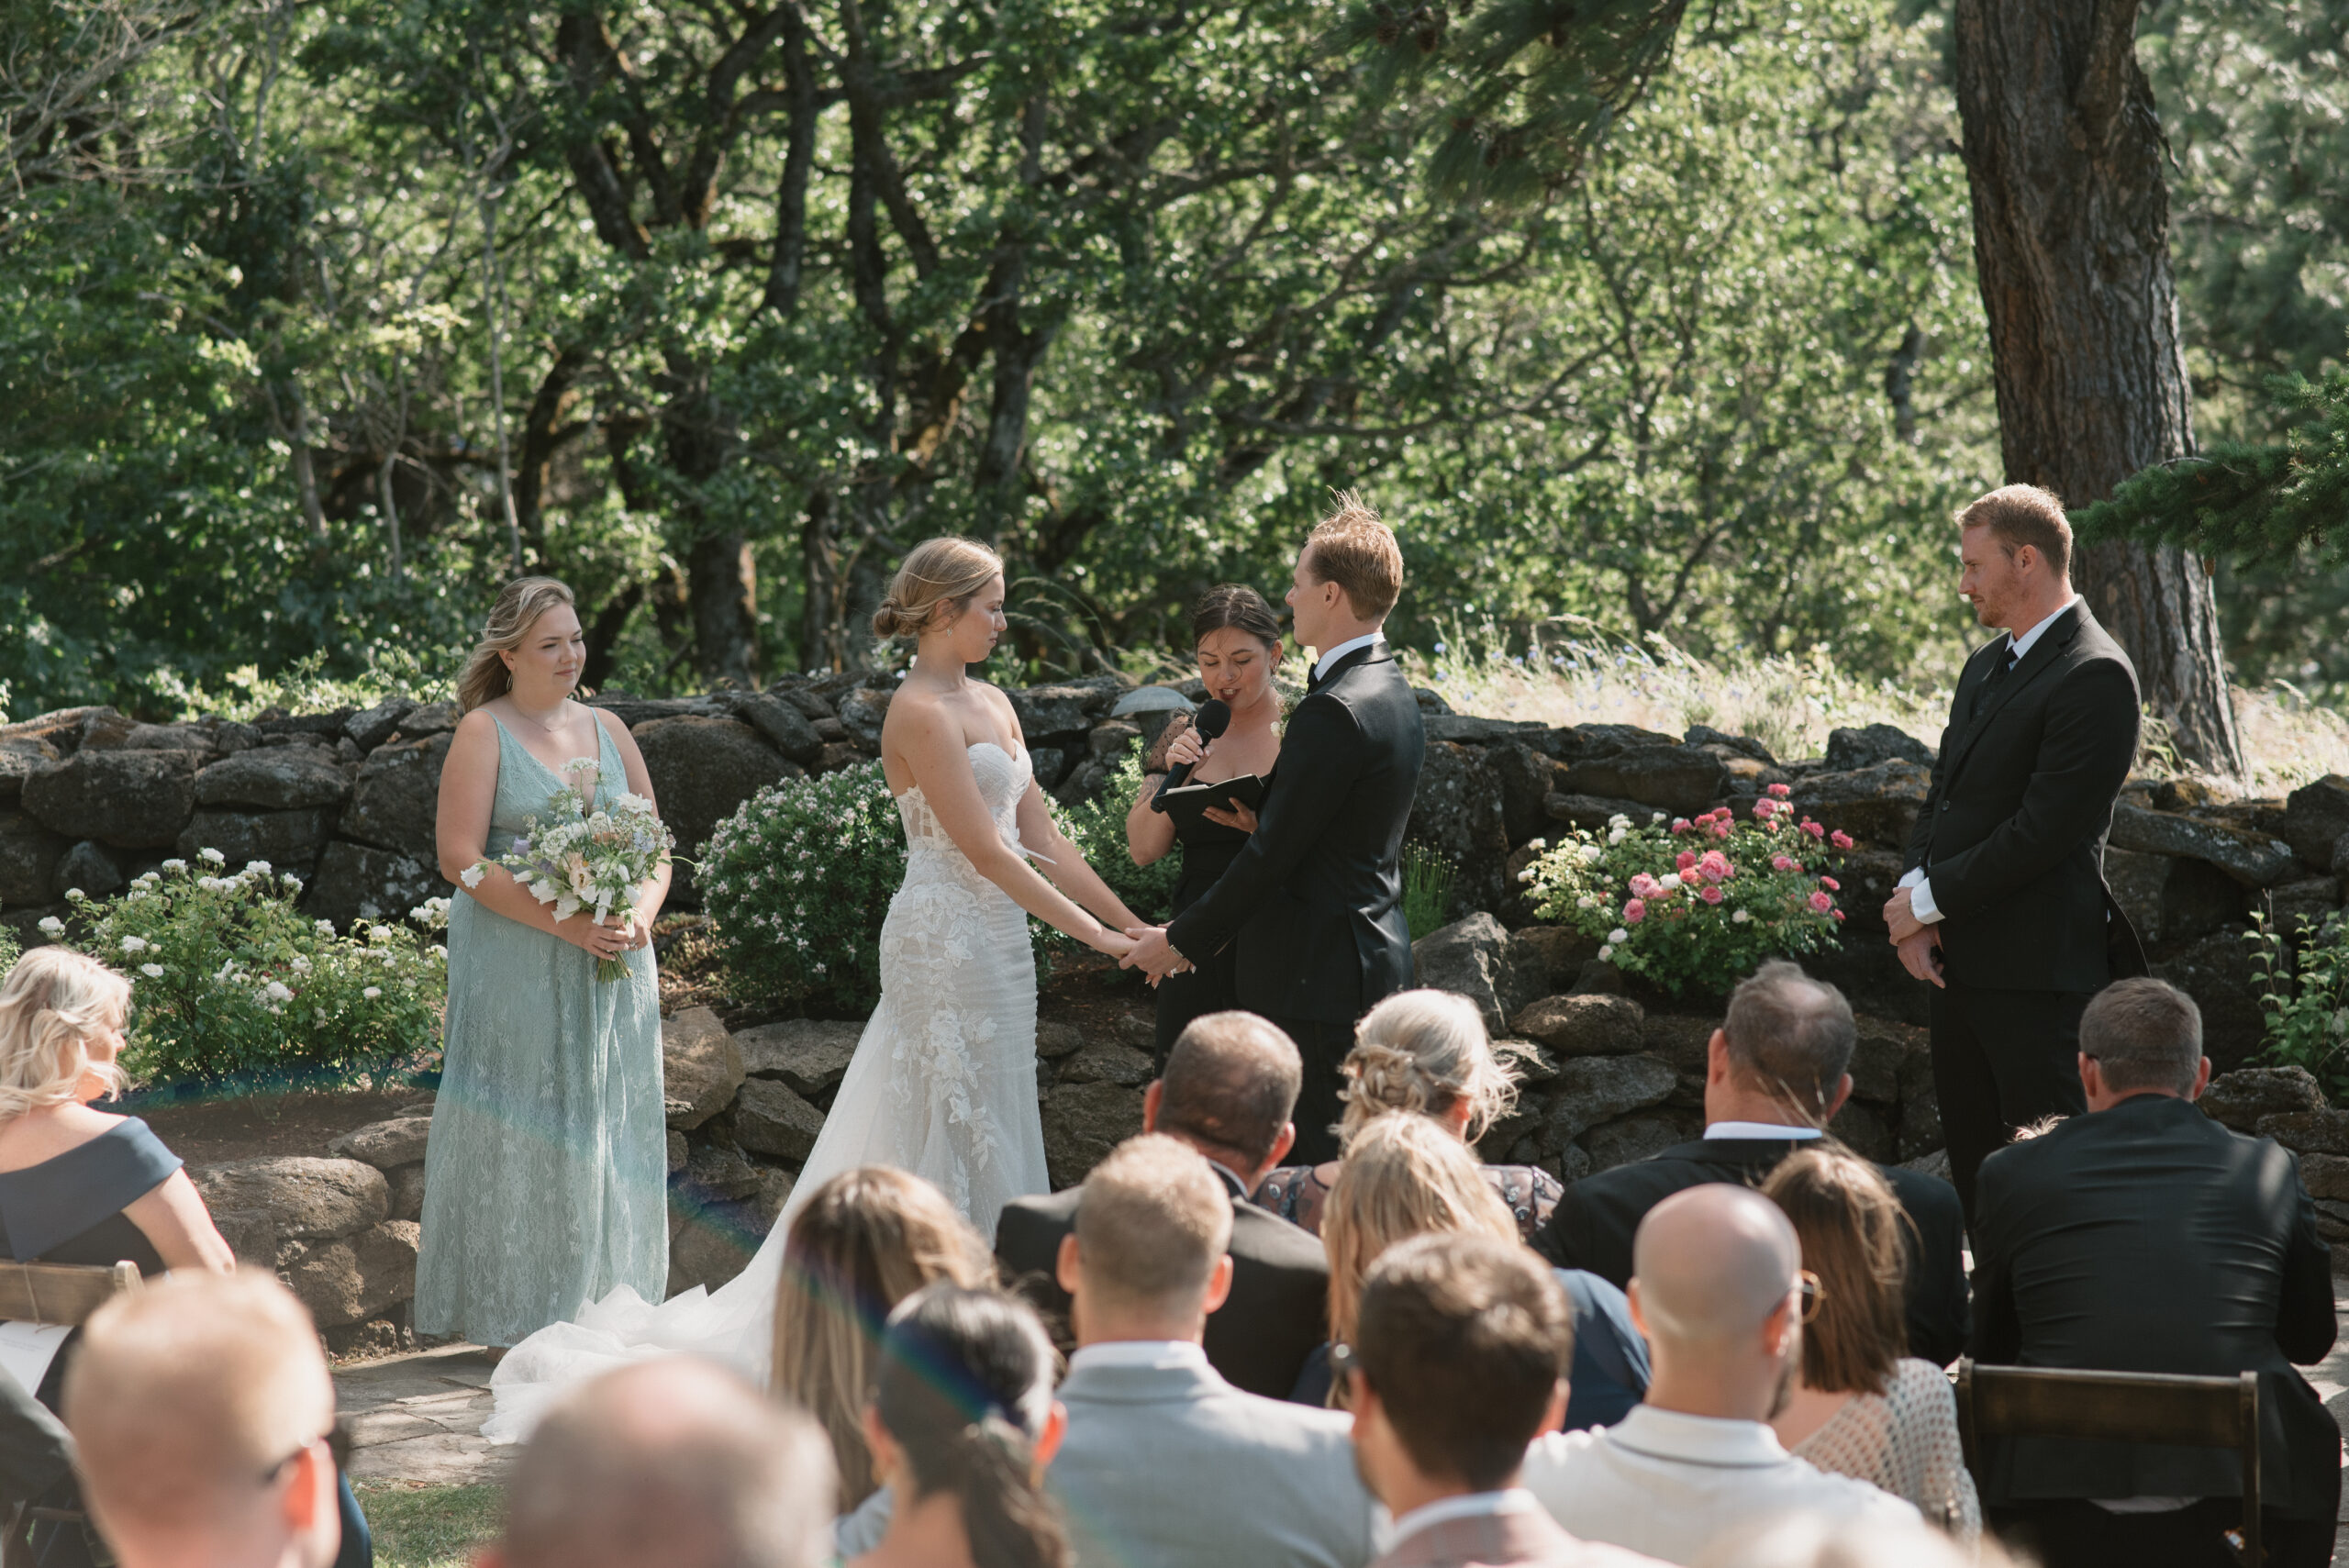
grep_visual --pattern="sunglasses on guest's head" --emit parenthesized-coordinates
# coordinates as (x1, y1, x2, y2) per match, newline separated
(259, 1417, 352, 1485)
(1794, 1269, 1823, 1325)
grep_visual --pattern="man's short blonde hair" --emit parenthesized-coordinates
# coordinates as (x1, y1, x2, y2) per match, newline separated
(64, 1270, 332, 1536)
(1957, 484, 2073, 580)
(1305, 493, 1405, 622)
(1074, 1133, 1233, 1309)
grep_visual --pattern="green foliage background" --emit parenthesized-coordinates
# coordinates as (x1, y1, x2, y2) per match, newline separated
(1, 0, 2339, 716)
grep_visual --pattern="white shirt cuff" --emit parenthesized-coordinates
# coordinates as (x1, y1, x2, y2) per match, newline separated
(1903, 872, 1943, 924)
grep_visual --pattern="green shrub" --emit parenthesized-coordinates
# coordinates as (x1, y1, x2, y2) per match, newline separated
(705, 745, 1186, 1011)
(0, 922, 19, 978)
(1519, 791, 1849, 995)
(1036, 743, 1183, 952)
(50, 854, 447, 1086)
(2245, 911, 2349, 1102)
(701, 762, 908, 1015)
(1402, 840, 1459, 940)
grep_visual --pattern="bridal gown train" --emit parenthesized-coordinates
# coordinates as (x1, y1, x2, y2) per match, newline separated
(481, 741, 1051, 1440)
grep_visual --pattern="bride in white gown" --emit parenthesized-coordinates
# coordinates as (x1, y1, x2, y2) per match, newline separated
(481, 537, 1147, 1439)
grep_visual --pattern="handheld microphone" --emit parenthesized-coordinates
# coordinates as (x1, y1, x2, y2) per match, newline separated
(1151, 699, 1230, 812)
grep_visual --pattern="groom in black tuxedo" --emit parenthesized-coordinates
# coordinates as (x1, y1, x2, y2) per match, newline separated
(1123, 496, 1425, 1162)
(1885, 483, 2143, 1223)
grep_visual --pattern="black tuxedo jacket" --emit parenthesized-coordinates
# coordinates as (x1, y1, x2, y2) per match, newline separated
(1969, 1094, 2339, 1516)
(1905, 601, 2142, 992)
(1165, 644, 1425, 1025)
(993, 1164, 1330, 1401)
(1528, 1137, 1971, 1367)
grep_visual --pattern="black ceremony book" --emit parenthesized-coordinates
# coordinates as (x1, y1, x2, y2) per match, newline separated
(1159, 773, 1266, 831)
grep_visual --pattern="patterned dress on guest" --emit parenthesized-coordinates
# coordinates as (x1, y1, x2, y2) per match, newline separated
(1252, 1159, 1564, 1242)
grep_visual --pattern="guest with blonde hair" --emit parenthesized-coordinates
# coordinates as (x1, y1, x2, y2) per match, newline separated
(1320, 1114, 1520, 1390)
(63, 1271, 343, 1568)
(0, 947, 232, 1288)
(772, 1167, 994, 1511)
(1762, 1149, 1978, 1538)
(1254, 990, 1555, 1240)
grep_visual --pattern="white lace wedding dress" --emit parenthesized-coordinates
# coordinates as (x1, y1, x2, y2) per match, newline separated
(479, 741, 1051, 1440)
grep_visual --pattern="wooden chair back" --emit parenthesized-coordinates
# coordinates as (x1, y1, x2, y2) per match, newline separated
(3, 1261, 141, 1568)
(1954, 1359, 2261, 1563)
(0, 1260, 141, 1326)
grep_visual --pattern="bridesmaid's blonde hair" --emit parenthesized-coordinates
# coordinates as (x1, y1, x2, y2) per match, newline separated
(1322, 1113, 1519, 1359)
(1338, 989, 1522, 1149)
(871, 539, 1003, 642)
(769, 1167, 993, 1507)
(0, 948, 130, 1118)
(456, 576, 577, 713)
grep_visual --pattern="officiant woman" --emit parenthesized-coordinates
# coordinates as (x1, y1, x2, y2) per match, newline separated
(415, 577, 671, 1354)
(1125, 584, 1286, 1062)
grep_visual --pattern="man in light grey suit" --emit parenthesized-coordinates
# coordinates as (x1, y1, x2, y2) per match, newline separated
(1049, 1134, 1378, 1568)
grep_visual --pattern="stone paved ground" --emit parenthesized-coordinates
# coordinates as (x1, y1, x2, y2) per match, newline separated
(338, 1343, 505, 1486)
(334, 1278, 2349, 1563)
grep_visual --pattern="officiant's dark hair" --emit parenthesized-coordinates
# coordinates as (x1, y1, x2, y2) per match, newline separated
(1189, 584, 1282, 651)
(874, 1285, 1068, 1568)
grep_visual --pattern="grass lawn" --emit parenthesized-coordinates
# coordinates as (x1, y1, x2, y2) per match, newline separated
(355, 1483, 503, 1568)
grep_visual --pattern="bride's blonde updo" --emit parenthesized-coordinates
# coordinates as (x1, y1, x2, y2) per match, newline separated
(456, 576, 577, 713)
(1337, 988, 1522, 1149)
(870, 538, 1004, 643)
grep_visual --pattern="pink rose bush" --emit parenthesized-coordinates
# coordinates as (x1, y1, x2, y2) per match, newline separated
(1520, 804, 1847, 995)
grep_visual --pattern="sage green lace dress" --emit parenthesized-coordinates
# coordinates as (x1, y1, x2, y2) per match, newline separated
(414, 715, 668, 1347)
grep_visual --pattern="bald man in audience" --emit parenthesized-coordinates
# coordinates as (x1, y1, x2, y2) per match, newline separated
(483, 1357, 835, 1568)
(1522, 1185, 1917, 1563)
(63, 1271, 344, 1568)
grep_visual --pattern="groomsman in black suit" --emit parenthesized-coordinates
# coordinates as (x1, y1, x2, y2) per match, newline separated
(1123, 495, 1426, 1162)
(1884, 484, 2143, 1222)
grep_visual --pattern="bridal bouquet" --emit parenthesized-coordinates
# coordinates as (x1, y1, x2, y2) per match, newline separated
(463, 759, 675, 981)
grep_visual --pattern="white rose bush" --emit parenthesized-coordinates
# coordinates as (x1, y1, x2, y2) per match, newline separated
(53, 859, 448, 1087)
(1520, 784, 1852, 995)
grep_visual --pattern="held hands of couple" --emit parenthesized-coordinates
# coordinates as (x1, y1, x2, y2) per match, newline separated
(1118, 925, 1190, 980)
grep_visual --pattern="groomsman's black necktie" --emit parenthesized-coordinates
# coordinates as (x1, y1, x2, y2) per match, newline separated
(1970, 643, 2019, 719)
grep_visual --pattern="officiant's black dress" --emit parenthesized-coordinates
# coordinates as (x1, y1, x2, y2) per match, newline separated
(1152, 769, 1271, 1062)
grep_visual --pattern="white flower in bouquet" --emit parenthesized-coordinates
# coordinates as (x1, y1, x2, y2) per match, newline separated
(466, 779, 676, 982)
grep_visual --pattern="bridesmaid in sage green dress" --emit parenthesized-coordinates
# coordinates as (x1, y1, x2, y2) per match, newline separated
(415, 577, 670, 1351)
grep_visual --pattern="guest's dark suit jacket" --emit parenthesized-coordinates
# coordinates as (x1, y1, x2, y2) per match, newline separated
(1905, 601, 2143, 990)
(1165, 643, 1424, 1025)
(994, 1162, 1330, 1401)
(1969, 1093, 2340, 1517)
(1529, 1137, 1970, 1367)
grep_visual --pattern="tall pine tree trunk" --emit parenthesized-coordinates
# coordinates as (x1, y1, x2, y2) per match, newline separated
(1951, 0, 2243, 776)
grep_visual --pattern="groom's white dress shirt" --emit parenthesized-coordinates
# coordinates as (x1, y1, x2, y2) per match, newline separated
(1520, 1405, 1918, 1564)
(1899, 595, 2076, 925)
(1314, 632, 1386, 683)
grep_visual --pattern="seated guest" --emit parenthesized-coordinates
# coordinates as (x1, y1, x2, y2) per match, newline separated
(1048, 1134, 1377, 1568)
(1346, 1232, 1666, 1568)
(1530, 962, 1966, 1367)
(997, 1011, 1329, 1400)
(1522, 1185, 1919, 1562)
(62, 1271, 345, 1568)
(1314, 1112, 1648, 1427)
(1696, 1515, 2016, 1568)
(0, 949, 235, 1311)
(854, 1284, 1068, 1568)
(774, 1167, 992, 1512)
(2, 1362, 75, 1521)
(1761, 1149, 1979, 1537)
(1254, 989, 1561, 1240)
(485, 1355, 835, 1568)
(1969, 978, 2340, 1567)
